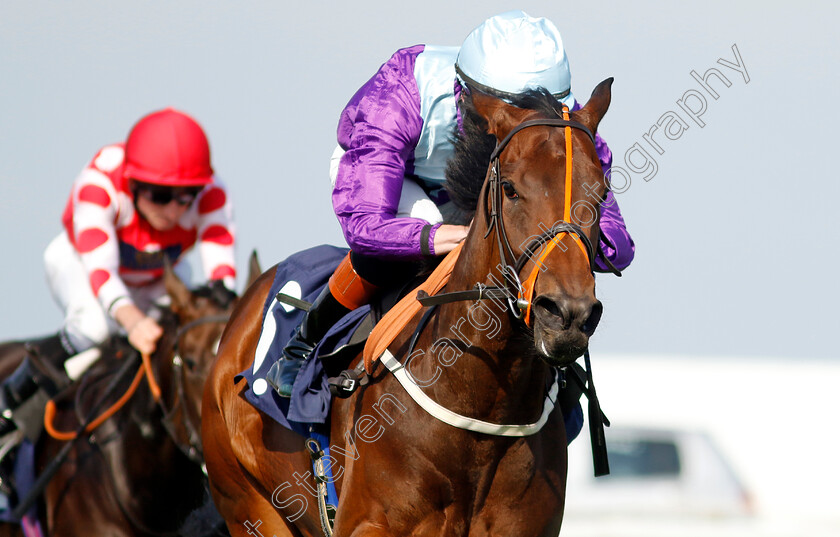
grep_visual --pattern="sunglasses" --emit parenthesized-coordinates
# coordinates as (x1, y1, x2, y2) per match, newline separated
(135, 185, 202, 207)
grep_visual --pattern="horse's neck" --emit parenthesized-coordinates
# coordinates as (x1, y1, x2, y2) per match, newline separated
(414, 231, 551, 424)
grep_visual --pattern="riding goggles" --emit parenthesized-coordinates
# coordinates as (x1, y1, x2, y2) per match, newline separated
(134, 183, 202, 206)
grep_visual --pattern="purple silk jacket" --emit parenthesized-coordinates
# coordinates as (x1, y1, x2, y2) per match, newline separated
(333, 45, 634, 271)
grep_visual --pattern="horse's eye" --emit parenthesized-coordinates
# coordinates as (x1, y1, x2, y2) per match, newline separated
(501, 181, 518, 199)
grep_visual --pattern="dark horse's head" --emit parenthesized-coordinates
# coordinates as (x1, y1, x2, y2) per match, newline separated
(153, 252, 261, 459)
(447, 79, 614, 366)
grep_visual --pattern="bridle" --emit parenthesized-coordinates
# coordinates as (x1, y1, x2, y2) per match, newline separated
(370, 106, 613, 457)
(419, 106, 602, 326)
(156, 313, 230, 465)
(485, 108, 598, 325)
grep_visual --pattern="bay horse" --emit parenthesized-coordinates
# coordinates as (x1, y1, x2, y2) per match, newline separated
(203, 79, 615, 537)
(0, 253, 261, 536)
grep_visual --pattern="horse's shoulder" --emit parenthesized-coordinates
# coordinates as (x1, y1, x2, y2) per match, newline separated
(208, 265, 276, 407)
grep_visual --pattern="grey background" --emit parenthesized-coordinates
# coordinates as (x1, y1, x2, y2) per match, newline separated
(1, 0, 837, 359)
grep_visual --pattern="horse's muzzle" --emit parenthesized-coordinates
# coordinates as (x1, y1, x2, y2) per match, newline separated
(531, 295, 602, 366)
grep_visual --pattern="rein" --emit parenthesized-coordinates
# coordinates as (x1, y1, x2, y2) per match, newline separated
(43, 313, 229, 464)
(20, 304, 231, 532)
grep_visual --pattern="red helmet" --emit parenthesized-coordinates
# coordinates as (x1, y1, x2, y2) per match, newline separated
(123, 108, 214, 187)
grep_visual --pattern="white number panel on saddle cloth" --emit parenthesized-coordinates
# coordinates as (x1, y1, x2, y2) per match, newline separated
(234, 245, 371, 435)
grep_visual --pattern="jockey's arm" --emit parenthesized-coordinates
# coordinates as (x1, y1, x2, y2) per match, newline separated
(598, 191, 635, 272)
(593, 133, 635, 272)
(195, 180, 237, 289)
(67, 168, 164, 353)
(334, 46, 459, 260)
(67, 170, 142, 314)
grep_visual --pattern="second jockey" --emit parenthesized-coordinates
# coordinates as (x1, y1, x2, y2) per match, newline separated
(0, 108, 236, 438)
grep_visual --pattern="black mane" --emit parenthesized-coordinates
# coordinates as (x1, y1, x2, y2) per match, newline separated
(444, 88, 567, 225)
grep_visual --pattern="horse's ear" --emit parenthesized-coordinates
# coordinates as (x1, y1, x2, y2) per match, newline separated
(162, 258, 193, 316)
(469, 92, 529, 140)
(575, 77, 613, 133)
(575, 77, 613, 134)
(246, 250, 262, 289)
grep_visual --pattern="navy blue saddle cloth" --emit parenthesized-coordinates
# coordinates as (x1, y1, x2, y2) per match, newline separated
(235, 245, 371, 436)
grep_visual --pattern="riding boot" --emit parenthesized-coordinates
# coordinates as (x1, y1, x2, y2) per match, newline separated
(0, 333, 73, 437)
(271, 253, 377, 398)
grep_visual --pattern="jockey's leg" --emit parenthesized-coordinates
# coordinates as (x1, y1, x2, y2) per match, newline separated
(347, 251, 420, 289)
(273, 253, 378, 397)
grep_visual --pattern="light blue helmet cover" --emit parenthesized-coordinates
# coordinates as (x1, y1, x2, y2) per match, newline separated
(456, 10, 574, 107)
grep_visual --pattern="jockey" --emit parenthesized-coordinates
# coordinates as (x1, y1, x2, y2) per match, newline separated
(273, 11, 635, 428)
(0, 108, 236, 438)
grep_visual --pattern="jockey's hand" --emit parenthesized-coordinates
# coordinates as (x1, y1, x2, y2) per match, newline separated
(127, 317, 164, 356)
(114, 303, 164, 355)
(433, 224, 470, 255)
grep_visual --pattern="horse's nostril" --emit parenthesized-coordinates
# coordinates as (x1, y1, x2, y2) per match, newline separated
(534, 296, 564, 326)
(534, 296, 561, 317)
(534, 296, 601, 335)
(534, 296, 571, 330)
(581, 301, 603, 336)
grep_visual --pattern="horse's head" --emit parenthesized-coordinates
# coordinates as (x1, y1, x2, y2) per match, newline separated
(156, 251, 261, 459)
(465, 79, 613, 366)
(163, 271, 232, 378)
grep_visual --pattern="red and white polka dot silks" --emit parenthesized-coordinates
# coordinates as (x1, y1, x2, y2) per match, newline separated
(60, 143, 236, 315)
